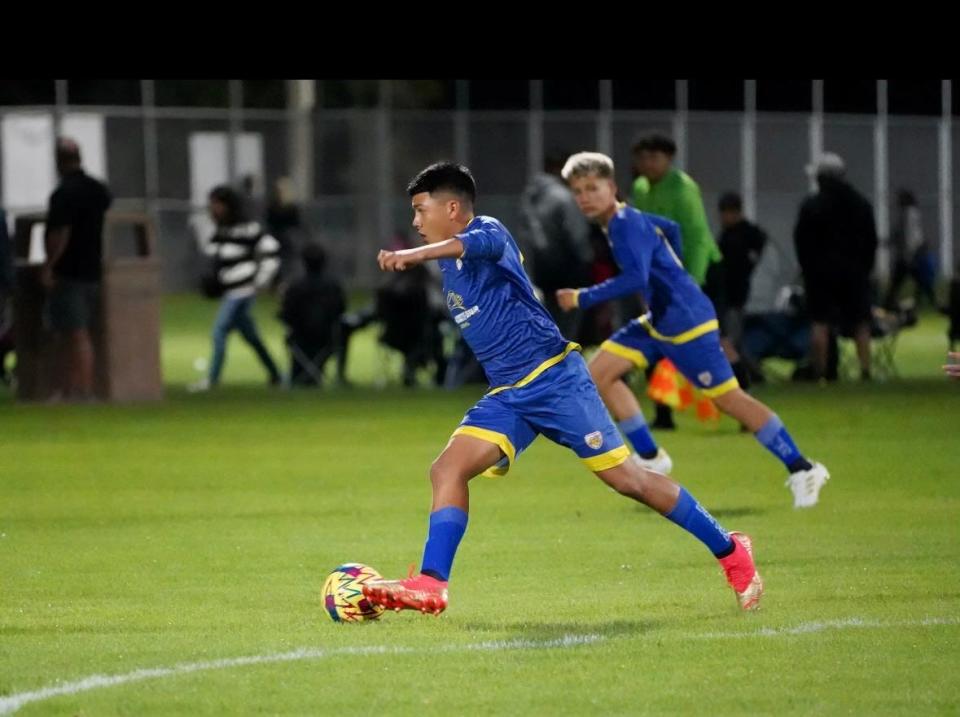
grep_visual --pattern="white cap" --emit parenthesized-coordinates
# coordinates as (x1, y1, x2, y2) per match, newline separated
(806, 152, 846, 178)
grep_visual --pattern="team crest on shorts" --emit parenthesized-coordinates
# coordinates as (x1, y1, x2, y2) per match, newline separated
(584, 431, 604, 450)
(698, 371, 713, 386)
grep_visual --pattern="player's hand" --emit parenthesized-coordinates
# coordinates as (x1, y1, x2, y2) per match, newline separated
(377, 249, 419, 272)
(555, 288, 579, 312)
(944, 352, 960, 379)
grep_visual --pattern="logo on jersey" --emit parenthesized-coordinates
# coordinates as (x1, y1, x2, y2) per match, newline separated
(698, 371, 713, 386)
(446, 291, 466, 312)
(455, 258, 463, 271)
(584, 431, 604, 450)
(447, 290, 481, 328)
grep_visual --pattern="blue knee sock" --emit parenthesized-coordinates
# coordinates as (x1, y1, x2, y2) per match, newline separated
(755, 414, 811, 473)
(420, 506, 468, 581)
(619, 413, 659, 458)
(665, 488, 733, 556)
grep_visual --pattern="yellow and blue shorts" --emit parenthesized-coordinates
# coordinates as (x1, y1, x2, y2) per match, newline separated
(453, 350, 629, 477)
(601, 318, 739, 399)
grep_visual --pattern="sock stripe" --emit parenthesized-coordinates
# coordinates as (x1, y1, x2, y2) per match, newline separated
(755, 414, 784, 444)
(618, 413, 649, 433)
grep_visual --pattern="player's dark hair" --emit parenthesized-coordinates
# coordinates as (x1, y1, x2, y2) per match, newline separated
(632, 133, 677, 157)
(407, 162, 476, 205)
(718, 192, 743, 212)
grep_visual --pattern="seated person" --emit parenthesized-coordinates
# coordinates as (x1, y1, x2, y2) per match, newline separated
(375, 262, 448, 387)
(739, 232, 815, 381)
(742, 286, 812, 371)
(277, 243, 346, 387)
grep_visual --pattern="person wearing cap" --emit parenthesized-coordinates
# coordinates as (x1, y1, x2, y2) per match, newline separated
(794, 152, 878, 381)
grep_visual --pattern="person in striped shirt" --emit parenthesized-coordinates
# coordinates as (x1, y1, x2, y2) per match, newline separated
(191, 185, 282, 391)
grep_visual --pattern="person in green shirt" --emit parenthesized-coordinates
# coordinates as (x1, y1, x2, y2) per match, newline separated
(631, 134, 723, 429)
(631, 134, 722, 286)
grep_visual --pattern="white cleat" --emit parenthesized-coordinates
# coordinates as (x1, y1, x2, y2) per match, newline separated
(785, 461, 830, 508)
(632, 447, 673, 475)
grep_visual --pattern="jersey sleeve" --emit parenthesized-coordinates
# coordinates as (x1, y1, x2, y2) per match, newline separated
(645, 213, 684, 264)
(576, 215, 651, 310)
(458, 221, 507, 262)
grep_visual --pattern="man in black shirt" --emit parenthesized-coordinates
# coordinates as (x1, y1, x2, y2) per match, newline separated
(794, 153, 878, 380)
(42, 138, 112, 400)
(716, 192, 767, 352)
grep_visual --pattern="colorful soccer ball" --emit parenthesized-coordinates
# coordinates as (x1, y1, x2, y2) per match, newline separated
(322, 563, 385, 622)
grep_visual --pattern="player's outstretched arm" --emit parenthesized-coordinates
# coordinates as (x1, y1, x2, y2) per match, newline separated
(378, 238, 465, 272)
(555, 268, 647, 313)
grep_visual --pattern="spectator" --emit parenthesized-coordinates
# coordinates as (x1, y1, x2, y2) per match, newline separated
(884, 189, 936, 310)
(41, 137, 112, 401)
(277, 242, 346, 387)
(631, 132, 722, 429)
(338, 232, 449, 388)
(266, 176, 305, 290)
(520, 151, 592, 338)
(631, 133, 722, 286)
(190, 185, 282, 392)
(711, 191, 768, 389)
(374, 232, 448, 387)
(794, 152, 878, 381)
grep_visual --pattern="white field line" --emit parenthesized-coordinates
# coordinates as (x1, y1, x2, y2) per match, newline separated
(0, 634, 602, 715)
(692, 615, 960, 640)
(2, 617, 957, 714)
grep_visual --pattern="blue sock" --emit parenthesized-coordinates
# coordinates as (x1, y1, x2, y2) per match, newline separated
(619, 413, 659, 459)
(420, 506, 468, 581)
(755, 414, 811, 473)
(665, 488, 733, 556)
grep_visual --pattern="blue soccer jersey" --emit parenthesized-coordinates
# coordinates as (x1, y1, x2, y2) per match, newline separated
(441, 215, 573, 389)
(575, 205, 717, 339)
(575, 205, 738, 397)
(439, 215, 629, 477)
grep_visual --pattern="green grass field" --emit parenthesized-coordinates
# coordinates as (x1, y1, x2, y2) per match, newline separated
(1, 296, 958, 715)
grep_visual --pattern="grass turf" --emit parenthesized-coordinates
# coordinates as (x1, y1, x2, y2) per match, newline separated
(0, 295, 957, 715)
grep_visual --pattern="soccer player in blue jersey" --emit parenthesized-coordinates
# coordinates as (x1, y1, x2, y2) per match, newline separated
(555, 152, 830, 509)
(362, 162, 763, 616)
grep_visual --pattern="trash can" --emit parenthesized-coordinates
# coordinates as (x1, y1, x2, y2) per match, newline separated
(13, 211, 163, 402)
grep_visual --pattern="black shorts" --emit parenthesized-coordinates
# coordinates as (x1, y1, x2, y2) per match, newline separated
(805, 276, 872, 332)
(47, 279, 100, 332)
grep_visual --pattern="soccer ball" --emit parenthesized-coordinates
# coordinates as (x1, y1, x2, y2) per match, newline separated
(322, 563, 385, 623)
